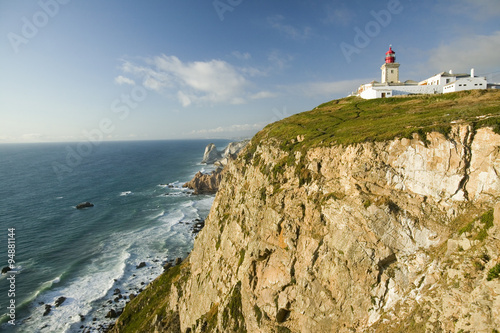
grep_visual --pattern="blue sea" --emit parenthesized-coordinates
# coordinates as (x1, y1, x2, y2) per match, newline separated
(0, 139, 230, 332)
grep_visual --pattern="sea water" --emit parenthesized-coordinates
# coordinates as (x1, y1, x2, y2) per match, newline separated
(0, 139, 230, 332)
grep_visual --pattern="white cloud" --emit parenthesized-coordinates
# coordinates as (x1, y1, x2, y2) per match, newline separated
(120, 55, 252, 106)
(425, 31, 500, 75)
(267, 15, 312, 40)
(114, 75, 135, 85)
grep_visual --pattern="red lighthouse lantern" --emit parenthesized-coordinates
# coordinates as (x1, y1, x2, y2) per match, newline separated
(385, 46, 395, 63)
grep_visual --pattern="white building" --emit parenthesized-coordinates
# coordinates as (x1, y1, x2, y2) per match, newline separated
(356, 46, 488, 99)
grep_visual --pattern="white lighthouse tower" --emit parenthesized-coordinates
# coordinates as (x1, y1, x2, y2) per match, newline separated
(381, 45, 400, 84)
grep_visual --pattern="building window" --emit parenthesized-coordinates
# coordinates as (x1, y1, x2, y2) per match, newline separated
(446, 79, 450, 83)
(391, 70, 394, 73)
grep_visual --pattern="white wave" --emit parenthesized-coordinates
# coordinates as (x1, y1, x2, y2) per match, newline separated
(119, 191, 133, 196)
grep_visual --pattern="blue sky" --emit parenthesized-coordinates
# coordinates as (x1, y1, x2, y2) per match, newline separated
(1, 0, 499, 143)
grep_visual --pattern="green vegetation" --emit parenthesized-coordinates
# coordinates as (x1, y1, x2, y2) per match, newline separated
(458, 222, 474, 235)
(238, 248, 246, 268)
(222, 281, 246, 333)
(244, 90, 500, 159)
(475, 209, 494, 241)
(487, 263, 500, 281)
(113, 262, 188, 333)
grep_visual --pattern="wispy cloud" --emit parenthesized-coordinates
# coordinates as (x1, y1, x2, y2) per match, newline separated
(114, 75, 136, 85)
(190, 123, 265, 136)
(267, 15, 312, 40)
(438, 0, 500, 20)
(322, 5, 355, 26)
(232, 51, 252, 60)
(119, 54, 278, 107)
(268, 50, 293, 70)
(425, 31, 500, 74)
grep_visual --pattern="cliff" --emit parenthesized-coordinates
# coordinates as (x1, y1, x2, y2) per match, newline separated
(111, 90, 500, 333)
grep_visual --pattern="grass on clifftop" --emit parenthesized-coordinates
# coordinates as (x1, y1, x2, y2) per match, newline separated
(251, 89, 500, 153)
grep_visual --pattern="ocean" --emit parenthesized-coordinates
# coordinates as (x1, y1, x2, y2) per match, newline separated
(0, 139, 230, 332)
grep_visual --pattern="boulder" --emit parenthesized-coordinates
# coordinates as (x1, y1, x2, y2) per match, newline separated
(163, 262, 172, 271)
(201, 143, 222, 164)
(1, 266, 11, 274)
(76, 202, 94, 209)
(136, 262, 146, 269)
(105, 309, 118, 319)
(55, 296, 66, 307)
(175, 257, 182, 266)
(43, 304, 52, 316)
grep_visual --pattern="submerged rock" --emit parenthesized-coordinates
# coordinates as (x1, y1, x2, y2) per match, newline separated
(76, 202, 94, 209)
(43, 304, 52, 316)
(1, 266, 11, 274)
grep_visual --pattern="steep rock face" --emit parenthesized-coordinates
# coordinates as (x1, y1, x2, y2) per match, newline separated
(202, 143, 222, 164)
(113, 125, 500, 333)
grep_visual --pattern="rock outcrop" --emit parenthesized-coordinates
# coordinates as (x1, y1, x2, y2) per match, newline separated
(201, 140, 249, 166)
(201, 143, 222, 164)
(76, 202, 94, 209)
(183, 168, 223, 195)
(112, 92, 500, 333)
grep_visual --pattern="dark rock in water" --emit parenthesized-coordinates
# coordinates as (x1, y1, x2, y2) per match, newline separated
(1, 266, 11, 274)
(175, 257, 182, 266)
(106, 309, 118, 318)
(163, 262, 172, 271)
(43, 304, 52, 316)
(76, 202, 94, 209)
(79, 314, 85, 322)
(55, 296, 66, 307)
(136, 262, 146, 269)
(113, 288, 121, 295)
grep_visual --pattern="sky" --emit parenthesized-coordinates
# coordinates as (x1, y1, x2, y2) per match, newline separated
(0, 0, 499, 143)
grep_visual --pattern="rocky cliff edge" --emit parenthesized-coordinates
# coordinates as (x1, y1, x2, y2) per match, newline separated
(112, 90, 500, 333)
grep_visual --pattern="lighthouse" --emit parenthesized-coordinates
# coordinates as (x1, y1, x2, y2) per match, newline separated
(381, 45, 400, 84)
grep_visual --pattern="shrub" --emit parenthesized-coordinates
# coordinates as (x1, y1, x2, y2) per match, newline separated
(487, 263, 500, 281)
